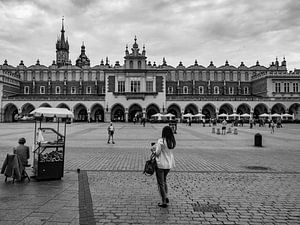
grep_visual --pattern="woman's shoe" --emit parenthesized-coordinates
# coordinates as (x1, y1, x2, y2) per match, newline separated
(158, 203, 168, 208)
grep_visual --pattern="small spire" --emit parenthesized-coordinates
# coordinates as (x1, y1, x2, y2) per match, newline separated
(194, 59, 198, 66)
(61, 16, 65, 32)
(134, 35, 137, 43)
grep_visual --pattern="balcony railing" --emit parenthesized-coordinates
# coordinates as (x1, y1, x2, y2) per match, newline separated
(2, 94, 105, 101)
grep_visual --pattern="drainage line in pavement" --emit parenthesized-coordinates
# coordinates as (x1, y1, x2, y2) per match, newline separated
(78, 170, 96, 225)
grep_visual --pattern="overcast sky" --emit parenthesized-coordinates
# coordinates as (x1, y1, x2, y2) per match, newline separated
(1, 0, 300, 70)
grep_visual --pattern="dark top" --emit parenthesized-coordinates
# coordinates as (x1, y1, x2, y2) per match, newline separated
(13, 145, 30, 166)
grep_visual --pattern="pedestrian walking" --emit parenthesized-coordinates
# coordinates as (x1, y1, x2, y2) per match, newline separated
(151, 126, 176, 208)
(221, 120, 227, 135)
(107, 122, 115, 144)
(270, 120, 275, 134)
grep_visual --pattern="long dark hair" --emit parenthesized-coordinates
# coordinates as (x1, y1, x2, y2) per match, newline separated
(162, 126, 176, 149)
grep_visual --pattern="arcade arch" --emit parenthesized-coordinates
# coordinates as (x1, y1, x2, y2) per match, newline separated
(253, 103, 268, 118)
(56, 103, 70, 110)
(39, 103, 51, 108)
(271, 103, 286, 114)
(219, 103, 233, 115)
(184, 104, 198, 114)
(289, 103, 300, 120)
(91, 104, 104, 122)
(128, 104, 143, 122)
(111, 104, 125, 122)
(202, 104, 216, 119)
(146, 104, 160, 119)
(167, 104, 181, 118)
(236, 103, 251, 114)
(3, 103, 18, 122)
(73, 103, 88, 122)
(21, 103, 35, 116)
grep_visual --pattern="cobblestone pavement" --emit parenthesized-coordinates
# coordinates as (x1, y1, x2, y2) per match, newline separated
(0, 122, 299, 224)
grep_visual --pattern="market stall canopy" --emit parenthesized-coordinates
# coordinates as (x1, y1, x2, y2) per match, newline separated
(282, 113, 293, 117)
(30, 107, 74, 118)
(194, 113, 204, 117)
(228, 113, 240, 117)
(218, 113, 228, 117)
(271, 113, 281, 117)
(182, 113, 193, 118)
(259, 113, 270, 117)
(151, 113, 163, 117)
(164, 113, 175, 117)
(240, 113, 251, 117)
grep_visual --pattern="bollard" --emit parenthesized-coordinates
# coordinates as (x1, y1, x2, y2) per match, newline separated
(216, 128, 221, 135)
(254, 133, 262, 147)
(212, 127, 215, 133)
(233, 128, 238, 135)
(227, 127, 232, 134)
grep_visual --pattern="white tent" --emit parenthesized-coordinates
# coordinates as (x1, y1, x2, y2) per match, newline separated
(151, 113, 163, 117)
(182, 113, 193, 118)
(259, 113, 270, 117)
(271, 113, 281, 117)
(164, 113, 175, 118)
(282, 113, 293, 117)
(194, 113, 204, 117)
(218, 113, 228, 117)
(30, 107, 74, 118)
(240, 113, 251, 117)
(228, 113, 240, 118)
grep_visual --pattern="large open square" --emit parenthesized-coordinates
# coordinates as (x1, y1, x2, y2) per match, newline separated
(0, 122, 299, 224)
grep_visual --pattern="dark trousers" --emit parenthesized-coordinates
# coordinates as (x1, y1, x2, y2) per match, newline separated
(155, 167, 170, 203)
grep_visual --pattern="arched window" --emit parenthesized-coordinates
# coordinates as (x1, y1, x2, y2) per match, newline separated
(214, 86, 219, 94)
(138, 61, 141, 69)
(130, 61, 133, 69)
(168, 86, 173, 94)
(183, 86, 189, 94)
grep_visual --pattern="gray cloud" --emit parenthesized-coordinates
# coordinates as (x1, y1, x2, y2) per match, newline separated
(0, 0, 300, 69)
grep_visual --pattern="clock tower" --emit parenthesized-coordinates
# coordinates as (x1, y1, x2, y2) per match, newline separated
(56, 17, 70, 67)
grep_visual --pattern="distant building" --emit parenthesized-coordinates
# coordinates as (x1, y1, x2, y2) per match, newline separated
(1, 19, 300, 122)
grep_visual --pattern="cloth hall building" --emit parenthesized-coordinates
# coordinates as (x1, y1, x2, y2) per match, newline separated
(1, 20, 300, 122)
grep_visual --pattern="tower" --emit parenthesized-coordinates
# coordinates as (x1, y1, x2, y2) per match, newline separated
(75, 42, 90, 68)
(124, 36, 147, 70)
(56, 17, 70, 67)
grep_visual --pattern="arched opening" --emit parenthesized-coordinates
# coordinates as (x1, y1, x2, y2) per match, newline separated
(202, 104, 216, 119)
(3, 103, 18, 122)
(21, 103, 35, 116)
(289, 103, 300, 120)
(91, 104, 104, 122)
(39, 103, 51, 108)
(236, 103, 251, 114)
(128, 104, 143, 122)
(184, 104, 198, 114)
(271, 103, 286, 114)
(74, 104, 88, 122)
(253, 103, 268, 118)
(111, 104, 125, 122)
(56, 103, 70, 110)
(219, 103, 233, 114)
(167, 104, 181, 118)
(146, 104, 160, 119)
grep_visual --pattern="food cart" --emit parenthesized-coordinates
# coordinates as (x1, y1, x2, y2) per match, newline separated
(30, 107, 74, 181)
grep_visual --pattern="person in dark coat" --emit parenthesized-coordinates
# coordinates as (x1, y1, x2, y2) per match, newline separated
(13, 138, 30, 166)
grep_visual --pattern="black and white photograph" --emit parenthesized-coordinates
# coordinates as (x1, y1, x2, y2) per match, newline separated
(0, 0, 300, 224)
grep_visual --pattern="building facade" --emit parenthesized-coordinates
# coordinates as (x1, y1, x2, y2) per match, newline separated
(1, 20, 300, 122)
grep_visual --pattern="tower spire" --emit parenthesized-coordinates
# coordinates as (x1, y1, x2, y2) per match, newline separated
(61, 16, 65, 32)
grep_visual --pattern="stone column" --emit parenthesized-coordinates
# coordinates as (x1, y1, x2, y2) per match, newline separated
(125, 111, 128, 122)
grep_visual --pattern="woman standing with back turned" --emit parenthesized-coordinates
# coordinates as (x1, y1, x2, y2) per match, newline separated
(152, 126, 176, 208)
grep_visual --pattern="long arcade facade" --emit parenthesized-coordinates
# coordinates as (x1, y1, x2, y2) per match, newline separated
(1, 20, 300, 122)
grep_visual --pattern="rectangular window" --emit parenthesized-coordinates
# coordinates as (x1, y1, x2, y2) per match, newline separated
(229, 86, 234, 95)
(214, 86, 219, 94)
(88, 73, 92, 81)
(199, 86, 204, 94)
(56, 86, 61, 94)
(183, 86, 188, 94)
(118, 81, 125, 93)
(214, 73, 218, 81)
(40, 86, 45, 94)
(130, 80, 140, 92)
(229, 73, 233, 81)
(245, 72, 249, 81)
(56, 72, 60, 81)
(24, 86, 29, 94)
(293, 83, 299, 93)
(146, 81, 153, 92)
(102, 86, 105, 94)
(72, 72, 76, 81)
(86, 86, 91, 94)
(244, 86, 249, 95)
(284, 83, 289, 92)
(168, 86, 173, 94)
(71, 86, 76, 94)
(275, 83, 281, 92)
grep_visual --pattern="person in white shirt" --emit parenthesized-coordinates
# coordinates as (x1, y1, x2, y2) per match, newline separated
(107, 122, 115, 144)
(152, 126, 176, 208)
